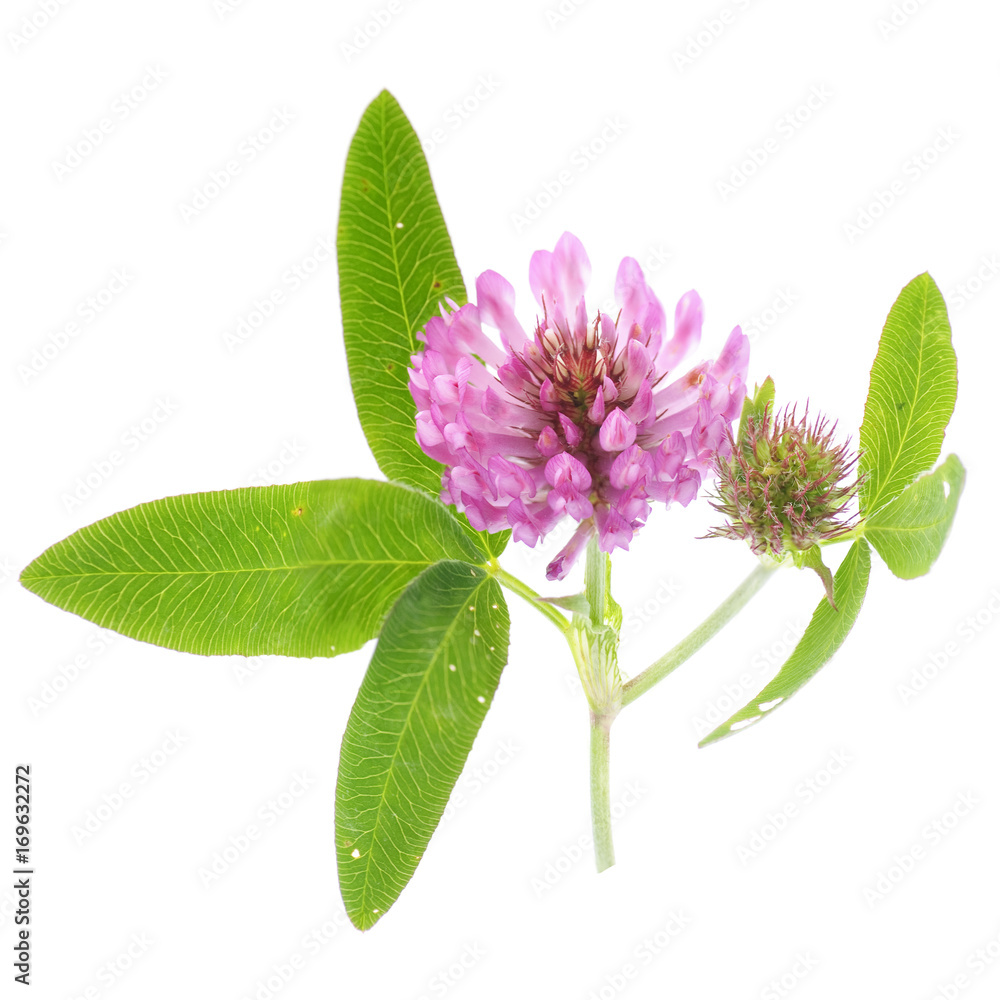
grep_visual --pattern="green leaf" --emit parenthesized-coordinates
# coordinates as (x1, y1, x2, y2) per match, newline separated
(738, 376, 776, 442)
(859, 273, 958, 517)
(337, 89, 506, 558)
(338, 90, 464, 496)
(20, 480, 486, 658)
(336, 560, 509, 929)
(699, 539, 871, 747)
(865, 454, 965, 579)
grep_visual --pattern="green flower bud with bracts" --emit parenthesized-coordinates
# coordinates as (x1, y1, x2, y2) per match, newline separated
(705, 393, 860, 605)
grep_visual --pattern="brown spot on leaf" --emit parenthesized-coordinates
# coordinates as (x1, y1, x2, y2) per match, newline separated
(293, 506, 304, 516)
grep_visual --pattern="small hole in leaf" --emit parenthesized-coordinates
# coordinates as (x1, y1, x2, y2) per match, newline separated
(943, 481, 951, 498)
(477, 695, 486, 704)
(351, 848, 361, 858)
(730, 717, 760, 731)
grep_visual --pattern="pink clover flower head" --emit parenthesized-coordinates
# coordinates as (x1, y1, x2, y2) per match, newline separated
(408, 232, 750, 580)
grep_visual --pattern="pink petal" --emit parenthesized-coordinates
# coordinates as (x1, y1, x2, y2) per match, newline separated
(595, 506, 633, 552)
(418, 349, 449, 383)
(672, 468, 701, 506)
(545, 452, 592, 490)
(415, 411, 446, 455)
(588, 386, 606, 423)
(658, 291, 703, 370)
(529, 232, 592, 327)
(598, 408, 636, 452)
(547, 484, 594, 521)
(617, 339, 652, 400)
(506, 498, 541, 546)
(710, 325, 750, 384)
(558, 413, 583, 447)
(609, 444, 652, 490)
(487, 455, 536, 499)
(476, 270, 528, 353)
(690, 402, 727, 463)
(450, 462, 491, 502)
(408, 367, 431, 410)
(536, 425, 562, 457)
(443, 413, 477, 454)
(481, 384, 519, 423)
(447, 305, 507, 368)
(652, 432, 686, 481)
(616, 489, 651, 525)
(614, 256, 666, 354)
(723, 376, 746, 422)
(545, 520, 595, 581)
(422, 303, 507, 370)
(539, 378, 560, 411)
(626, 379, 653, 425)
(599, 311, 617, 347)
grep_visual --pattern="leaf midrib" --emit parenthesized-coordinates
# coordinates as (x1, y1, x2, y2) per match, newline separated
(378, 94, 414, 354)
(866, 281, 930, 513)
(866, 513, 951, 535)
(356, 574, 489, 921)
(23, 557, 442, 582)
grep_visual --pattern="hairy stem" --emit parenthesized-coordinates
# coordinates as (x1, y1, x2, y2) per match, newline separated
(584, 536, 606, 625)
(621, 562, 777, 707)
(580, 538, 622, 871)
(590, 710, 617, 872)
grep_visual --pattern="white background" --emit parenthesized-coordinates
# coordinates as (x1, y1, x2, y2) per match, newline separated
(3, 0, 999, 997)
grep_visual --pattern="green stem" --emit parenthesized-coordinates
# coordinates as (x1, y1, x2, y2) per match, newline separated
(590, 710, 616, 872)
(583, 536, 606, 626)
(580, 537, 621, 872)
(493, 565, 570, 634)
(621, 562, 776, 707)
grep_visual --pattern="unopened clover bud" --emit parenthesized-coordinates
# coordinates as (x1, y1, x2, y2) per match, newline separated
(705, 384, 859, 606)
